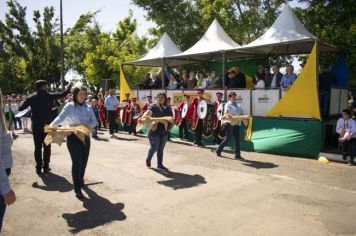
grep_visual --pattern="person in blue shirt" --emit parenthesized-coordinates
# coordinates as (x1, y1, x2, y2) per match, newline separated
(216, 91, 245, 160)
(142, 93, 173, 171)
(280, 65, 297, 90)
(50, 86, 97, 199)
(91, 99, 99, 139)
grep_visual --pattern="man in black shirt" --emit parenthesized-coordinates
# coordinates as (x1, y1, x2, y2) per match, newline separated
(227, 66, 246, 89)
(19, 80, 72, 175)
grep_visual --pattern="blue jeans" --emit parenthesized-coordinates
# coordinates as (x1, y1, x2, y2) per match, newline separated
(216, 123, 241, 157)
(66, 134, 90, 192)
(146, 132, 168, 167)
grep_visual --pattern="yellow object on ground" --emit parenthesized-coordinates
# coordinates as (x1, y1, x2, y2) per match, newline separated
(318, 156, 330, 164)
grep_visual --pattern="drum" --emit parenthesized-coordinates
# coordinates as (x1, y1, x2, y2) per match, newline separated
(217, 103, 225, 120)
(197, 100, 208, 119)
(173, 107, 182, 125)
(202, 104, 215, 137)
(181, 103, 188, 118)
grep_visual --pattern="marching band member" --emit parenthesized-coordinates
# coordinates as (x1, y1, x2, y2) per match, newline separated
(216, 91, 244, 160)
(142, 95, 153, 114)
(97, 95, 107, 130)
(121, 93, 132, 133)
(191, 88, 205, 147)
(127, 98, 141, 136)
(142, 93, 173, 171)
(213, 92, 224, 144)
(177, 95, 193, 140)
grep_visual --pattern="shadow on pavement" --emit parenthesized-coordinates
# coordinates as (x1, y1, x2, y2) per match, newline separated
(153, 169, 207, 190)
(242, 159, 279, 169)
(62, 186, 126, 234)
(32, 172, 72, 192)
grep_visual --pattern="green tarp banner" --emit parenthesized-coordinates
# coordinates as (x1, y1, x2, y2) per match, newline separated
(122, 117, 321, 158)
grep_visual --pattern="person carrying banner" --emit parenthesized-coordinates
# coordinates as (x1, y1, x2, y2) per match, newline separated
(19, 80, 72, 175)
(216, 91, 245, 160)
(141, 93, 173, 171)
(49, 86, 97, 199)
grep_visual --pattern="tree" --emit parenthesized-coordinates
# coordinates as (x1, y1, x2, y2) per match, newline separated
(0, 0, 61, 92)
(295, 0, 356, 84)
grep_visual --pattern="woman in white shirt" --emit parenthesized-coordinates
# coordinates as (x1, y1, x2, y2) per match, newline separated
(254, 74, 265, 89)
(50, 86, 97, 199)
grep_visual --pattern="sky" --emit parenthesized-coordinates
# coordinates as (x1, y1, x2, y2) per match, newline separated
(0, 0, 305, 78)
(0, 0, 156, 36)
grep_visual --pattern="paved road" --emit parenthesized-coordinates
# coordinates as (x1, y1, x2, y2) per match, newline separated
(3, 129, 356, 235)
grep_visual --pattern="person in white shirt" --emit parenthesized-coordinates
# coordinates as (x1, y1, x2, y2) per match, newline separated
(336, 109, 356, 165)
(104, 89, 119, 138)
(254, 74, 265, 89)
(216, 91, 244, 160)
(0, 91, 16, 231)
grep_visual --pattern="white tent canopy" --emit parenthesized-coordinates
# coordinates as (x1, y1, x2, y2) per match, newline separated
(125, 32, 196, 67)
(170, 19, 242, 61)
(234, 5, 339, 55)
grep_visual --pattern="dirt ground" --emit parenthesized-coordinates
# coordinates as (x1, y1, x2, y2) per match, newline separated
(3, 128, 356, 236)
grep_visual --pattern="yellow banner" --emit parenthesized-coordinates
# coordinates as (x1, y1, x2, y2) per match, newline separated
(119, 65, 141, 106)
(267, 43, 321, 120)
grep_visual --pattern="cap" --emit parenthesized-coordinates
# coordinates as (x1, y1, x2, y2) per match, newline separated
(147, 95, 152, 98)
(216, 92, 223, 96)
(184, 94, 190, 98)
(228, 67, 236, 73)
(196, 88, 204, 93)
(167, 97, 171, 99)
(125, 93, 130, 96)
(132, 97, 137, 101)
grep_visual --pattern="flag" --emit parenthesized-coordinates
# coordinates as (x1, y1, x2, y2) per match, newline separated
(119, 65, 141, 106)
(267, 43, 321, 120)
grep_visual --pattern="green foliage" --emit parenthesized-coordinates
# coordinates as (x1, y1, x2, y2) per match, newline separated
(0, 0, 61, 93)
(295, 0, 356, 86)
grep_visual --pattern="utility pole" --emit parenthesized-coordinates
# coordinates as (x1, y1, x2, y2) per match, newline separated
(60, 0, 65, 90)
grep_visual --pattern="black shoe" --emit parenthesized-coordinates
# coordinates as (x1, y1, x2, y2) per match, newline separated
(199, 143, 205, 147)
(36, 168, 42, 175)
(157, 165, 169, 171)
(146, 159, 151, 168)
(235, 156, 245, 161)
(216, 151, 222, 157)
(75, 190, 85, 199)
(342, 153, 348, 161)
(43, 167, 51, 174)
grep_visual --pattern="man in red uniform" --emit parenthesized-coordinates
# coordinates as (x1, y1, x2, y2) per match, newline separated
(121, 93, 132, 132)
(191, 88, 205, 147)
(142, 95, 153, 114)
(127, 97, 141, 135)
(177, 94, 194, 140)
(213, 92, 224, 144)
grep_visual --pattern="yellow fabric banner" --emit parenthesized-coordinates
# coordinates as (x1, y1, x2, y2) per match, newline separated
(119, 65, 140, 105)
(266, 43, 321, 120)
(245, 74, 254, 89)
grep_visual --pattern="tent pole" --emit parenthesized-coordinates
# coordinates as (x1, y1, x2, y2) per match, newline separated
(161, 59, 166, 89)
(222, 51, 226, 100)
